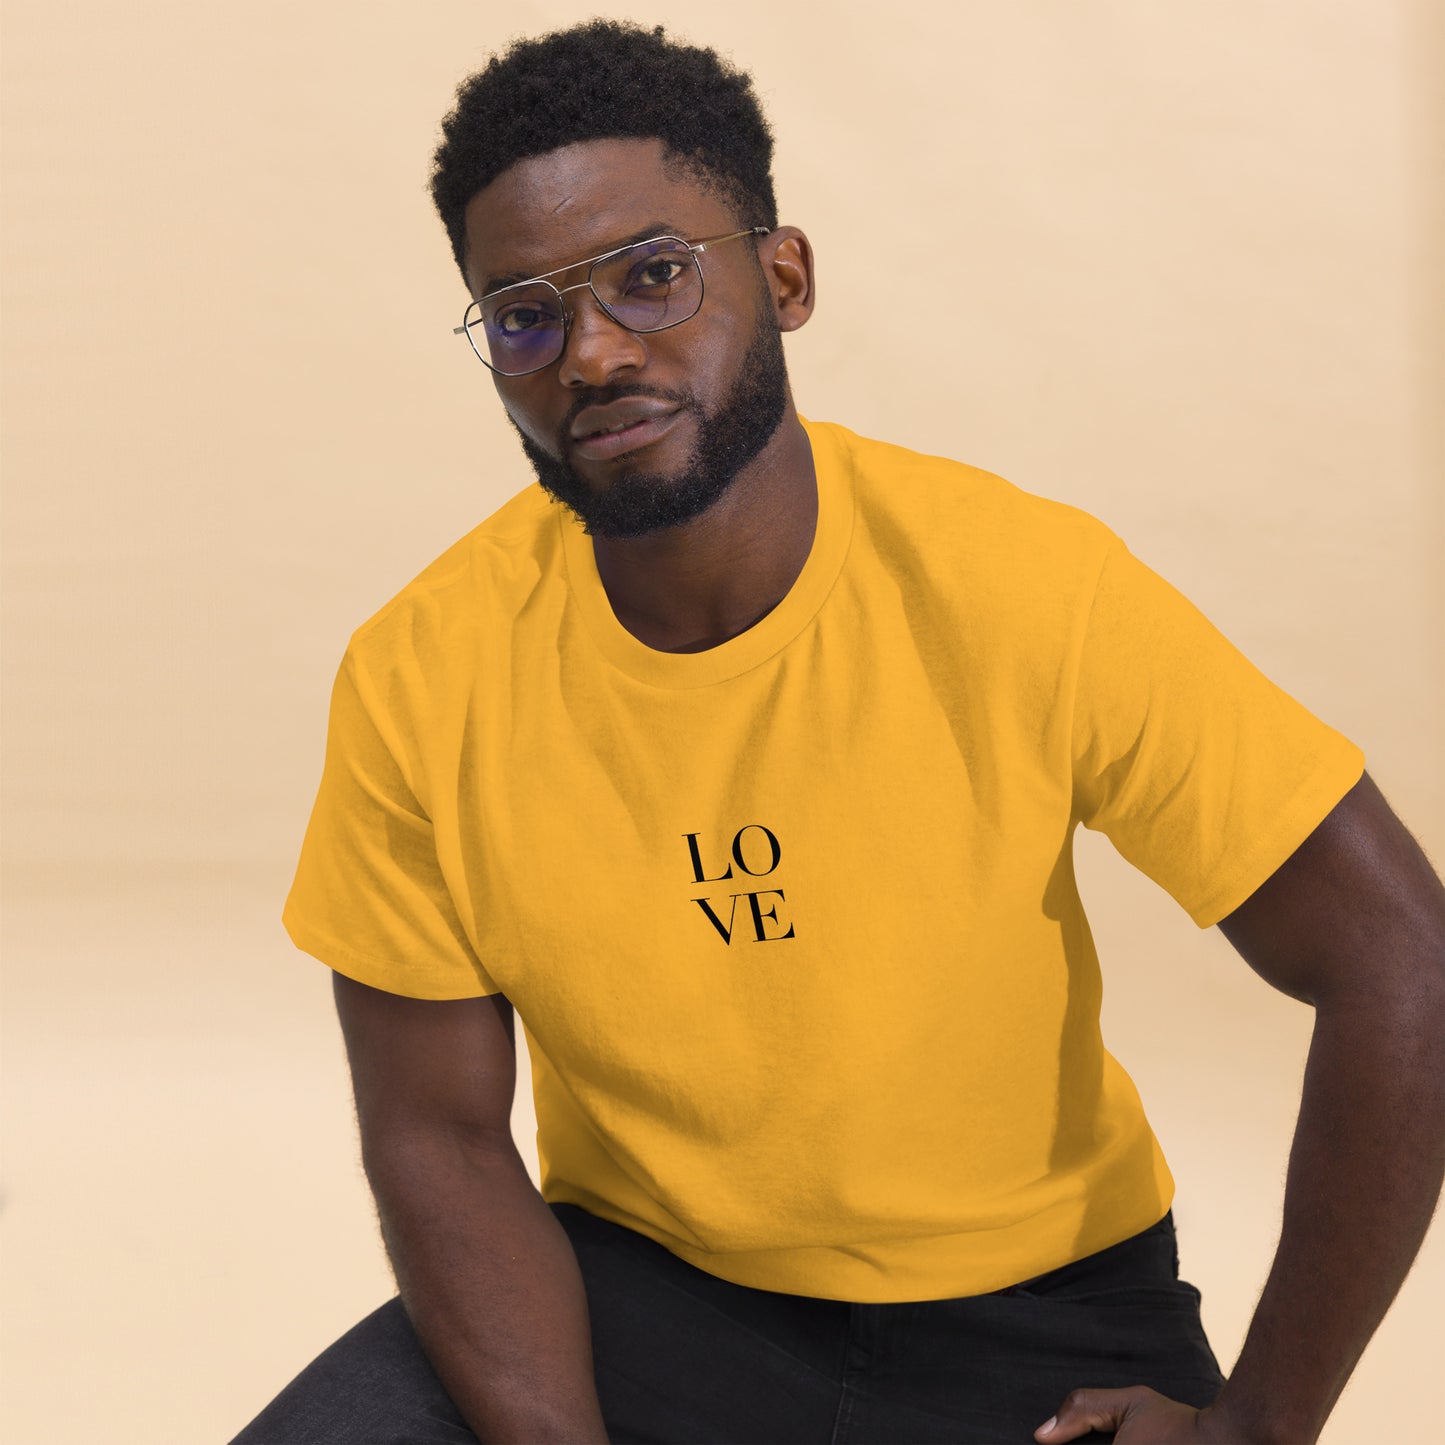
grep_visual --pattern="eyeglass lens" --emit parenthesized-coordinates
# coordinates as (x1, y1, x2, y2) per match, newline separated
(464, 238, 703, 374)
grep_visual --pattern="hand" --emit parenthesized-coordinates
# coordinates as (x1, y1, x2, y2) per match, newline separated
(1035, 1387, 1252, 1443)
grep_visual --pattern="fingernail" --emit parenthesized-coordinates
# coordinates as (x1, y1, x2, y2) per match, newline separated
(1038, 1418, 1056, 1436)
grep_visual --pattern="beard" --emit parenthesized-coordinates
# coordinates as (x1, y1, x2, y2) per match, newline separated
(507, 307, 791, 539)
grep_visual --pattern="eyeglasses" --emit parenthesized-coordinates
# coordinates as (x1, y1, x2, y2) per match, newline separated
(453, 226, 770, 377)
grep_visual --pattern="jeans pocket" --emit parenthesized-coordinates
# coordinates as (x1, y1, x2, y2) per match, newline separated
(1015, 1278, 1203, 1311)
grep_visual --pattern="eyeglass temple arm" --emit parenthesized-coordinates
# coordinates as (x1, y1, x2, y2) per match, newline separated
(691, 225, 771, 254)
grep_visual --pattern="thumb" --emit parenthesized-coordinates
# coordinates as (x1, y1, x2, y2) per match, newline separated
(1035, 1387, 1138, 1441)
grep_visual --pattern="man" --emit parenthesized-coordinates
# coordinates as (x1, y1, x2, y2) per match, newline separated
(232, 20, 1445, 1445)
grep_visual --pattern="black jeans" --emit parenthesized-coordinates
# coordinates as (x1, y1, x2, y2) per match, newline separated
(230, 1203, 1225, 1444)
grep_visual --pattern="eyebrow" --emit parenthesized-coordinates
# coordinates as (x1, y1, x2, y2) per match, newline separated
(480, 222, 686, 297)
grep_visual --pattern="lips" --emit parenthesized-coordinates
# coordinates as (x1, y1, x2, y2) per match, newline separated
(571, 397, 680, 440)
(569, 402, 683, 462)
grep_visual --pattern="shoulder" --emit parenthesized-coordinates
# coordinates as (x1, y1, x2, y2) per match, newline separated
(805, 417, 1119, 609)
(343, 481, 559, 678)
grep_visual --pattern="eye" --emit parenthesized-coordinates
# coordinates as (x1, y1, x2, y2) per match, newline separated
(495, 303, 554, 335)
(626, 257, 689, 292)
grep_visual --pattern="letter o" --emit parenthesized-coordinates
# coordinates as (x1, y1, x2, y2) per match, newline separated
(731, 824, 781, 877)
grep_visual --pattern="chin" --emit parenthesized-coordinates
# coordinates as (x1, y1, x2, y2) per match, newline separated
(510, 310, 791, 538)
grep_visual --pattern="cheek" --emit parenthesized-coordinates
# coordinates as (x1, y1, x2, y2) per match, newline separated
(669, 311, 746, 396)
(495, 385, 553, 446)
(699, 289, 765, 368)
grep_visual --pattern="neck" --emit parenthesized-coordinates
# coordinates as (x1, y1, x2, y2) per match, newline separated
(590, 405, 817, 654)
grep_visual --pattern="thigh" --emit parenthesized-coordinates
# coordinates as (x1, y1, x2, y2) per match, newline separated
(552, 1202, 847, 1445)
(229, 1206, 849, 1445)
(836, 1213, 1227, 1445)
(228, 1298, 476, 1445)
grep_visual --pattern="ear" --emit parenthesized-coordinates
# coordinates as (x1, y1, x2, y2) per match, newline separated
(762, 226, 815, 332)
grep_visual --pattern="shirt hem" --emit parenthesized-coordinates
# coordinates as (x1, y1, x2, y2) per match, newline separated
(544, 1167, 1176, 1303)
(280, 905, 501, 1001)
(1186, 742, 1366, 929)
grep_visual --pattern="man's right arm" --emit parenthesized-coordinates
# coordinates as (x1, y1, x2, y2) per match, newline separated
(332, 971, 610, 1444)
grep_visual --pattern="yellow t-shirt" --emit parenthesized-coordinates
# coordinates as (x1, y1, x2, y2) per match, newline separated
(283, 417, 1365, 1302)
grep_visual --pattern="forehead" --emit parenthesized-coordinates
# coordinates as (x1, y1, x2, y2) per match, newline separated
(461, 137, 737, 297)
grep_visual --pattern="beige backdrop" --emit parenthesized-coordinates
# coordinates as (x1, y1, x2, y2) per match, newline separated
(2, 2, 1441, 1442)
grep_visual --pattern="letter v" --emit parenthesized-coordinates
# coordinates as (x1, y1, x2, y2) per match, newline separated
(692, 894, 742, 944)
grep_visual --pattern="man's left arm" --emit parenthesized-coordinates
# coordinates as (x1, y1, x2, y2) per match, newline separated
(1039, 769, 1445, 1445)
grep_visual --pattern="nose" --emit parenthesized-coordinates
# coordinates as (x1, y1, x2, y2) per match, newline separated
(555, 286, 648, 389)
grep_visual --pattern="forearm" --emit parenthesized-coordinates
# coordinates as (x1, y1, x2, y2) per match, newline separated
(368, 1131, 610, 1444)
(1209, 991, 1445, 1444)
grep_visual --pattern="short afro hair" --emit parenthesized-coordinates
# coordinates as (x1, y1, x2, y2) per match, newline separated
(429, 20, 779, 285)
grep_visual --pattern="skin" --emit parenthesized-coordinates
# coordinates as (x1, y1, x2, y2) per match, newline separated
(345, 136, 1445, 1445)
(334, 138, 824, 1445)
(1036, 769, 1445, 1444)
(460, 137, 817, 653)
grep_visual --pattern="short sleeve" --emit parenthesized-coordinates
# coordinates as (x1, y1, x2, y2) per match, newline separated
(1071, 536, 1366, 929)
(282, 647, 501, 999)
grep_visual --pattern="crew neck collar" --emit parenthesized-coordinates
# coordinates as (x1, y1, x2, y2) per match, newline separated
(557, 416, 854, 689)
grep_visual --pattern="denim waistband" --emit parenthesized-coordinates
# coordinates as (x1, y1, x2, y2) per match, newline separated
(988, 1209, 1177, 1296)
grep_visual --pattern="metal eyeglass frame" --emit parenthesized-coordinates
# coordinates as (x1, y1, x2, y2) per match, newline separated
(452, 226, 771, 377)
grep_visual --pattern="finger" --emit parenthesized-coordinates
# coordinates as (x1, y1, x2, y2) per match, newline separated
(1036, 1386, 1145, 1441)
